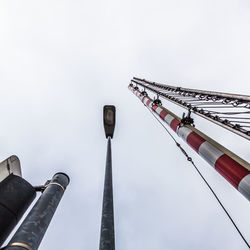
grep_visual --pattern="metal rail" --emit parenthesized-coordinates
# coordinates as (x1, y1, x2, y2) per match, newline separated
(132, 78, 250, 140)
(133, 77, 250, 102)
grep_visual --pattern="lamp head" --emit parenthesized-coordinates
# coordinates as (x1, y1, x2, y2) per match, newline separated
(103, 105, 116, 138)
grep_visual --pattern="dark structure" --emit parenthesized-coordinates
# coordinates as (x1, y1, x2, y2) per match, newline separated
(103, 105, 116, 139)
(0, 174, 36, 246)
(4, 173, 70, 250)
(100, 106, 116, 250)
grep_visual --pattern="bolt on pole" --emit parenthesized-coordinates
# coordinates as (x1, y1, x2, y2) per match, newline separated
(4, 172, 70, 250)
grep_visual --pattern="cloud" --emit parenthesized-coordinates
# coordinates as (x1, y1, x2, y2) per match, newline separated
(1, 0, 250, 249)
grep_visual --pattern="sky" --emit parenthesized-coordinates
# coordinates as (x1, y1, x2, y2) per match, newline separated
(0, 0, 250, 249)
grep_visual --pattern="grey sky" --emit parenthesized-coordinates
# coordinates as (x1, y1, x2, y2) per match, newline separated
(0, 0, 250, 249)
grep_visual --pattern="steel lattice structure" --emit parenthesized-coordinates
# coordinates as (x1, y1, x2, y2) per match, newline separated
(131, 77, 250, 140)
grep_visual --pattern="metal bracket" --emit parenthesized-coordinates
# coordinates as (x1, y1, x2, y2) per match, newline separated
(153, 94, 162, 105)
(33, 180, 51, 193)
(181, 109, 194, 126)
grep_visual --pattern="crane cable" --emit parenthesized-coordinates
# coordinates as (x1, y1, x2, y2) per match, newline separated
(146, 106, 250, 249)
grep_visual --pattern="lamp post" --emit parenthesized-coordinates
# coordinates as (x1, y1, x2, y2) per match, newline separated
(99, 105, 116, 250)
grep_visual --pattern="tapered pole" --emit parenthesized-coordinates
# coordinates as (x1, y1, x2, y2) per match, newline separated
(5, 172, 70, 250)
(99, 137, 115, 250)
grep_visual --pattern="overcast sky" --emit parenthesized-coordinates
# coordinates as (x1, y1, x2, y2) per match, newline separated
(1, 0, 250, 249)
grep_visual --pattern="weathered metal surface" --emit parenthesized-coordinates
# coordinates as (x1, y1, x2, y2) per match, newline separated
(99, 137, 115, 250)
(5, 173, 69, 250)
(0, 156, 22, 183)
(0, 174, 36, 247)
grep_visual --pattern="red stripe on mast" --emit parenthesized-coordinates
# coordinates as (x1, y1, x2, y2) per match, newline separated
(215, 155, 249, 188)
(187, 132, 206, 153)
(160, 110, 168, 120)
(170, 119, 180, 132)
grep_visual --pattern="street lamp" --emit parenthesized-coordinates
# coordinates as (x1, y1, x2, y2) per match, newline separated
(99, 105, 116, 250)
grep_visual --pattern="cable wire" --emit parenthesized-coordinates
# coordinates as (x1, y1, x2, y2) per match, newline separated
(146, 105, 250, 249)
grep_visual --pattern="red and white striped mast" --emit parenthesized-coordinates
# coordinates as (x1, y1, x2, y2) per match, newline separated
(128, 80, 250, 202)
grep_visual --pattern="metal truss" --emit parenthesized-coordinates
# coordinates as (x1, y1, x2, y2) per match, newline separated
(131, 77, 250, 140)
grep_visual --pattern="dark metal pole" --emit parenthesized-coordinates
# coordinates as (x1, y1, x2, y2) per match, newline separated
(0, 175, 36, 247)
(4, 172, 70, 250)
(99, 137, 115, 250)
